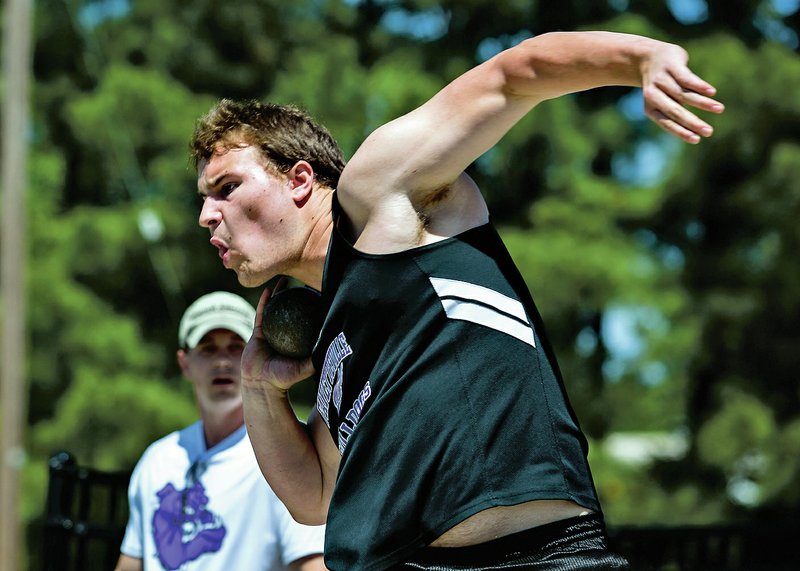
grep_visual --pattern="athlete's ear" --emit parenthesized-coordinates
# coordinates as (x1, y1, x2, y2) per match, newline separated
(288, 161, 314, 204)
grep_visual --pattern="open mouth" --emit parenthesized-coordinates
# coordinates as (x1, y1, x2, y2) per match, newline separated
(212, 377, 234, 386)
(210, 236, 231, 267)
(217, 246, 230, 267)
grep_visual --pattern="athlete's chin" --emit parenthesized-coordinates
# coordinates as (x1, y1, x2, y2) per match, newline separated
(235, 264, 273, 288)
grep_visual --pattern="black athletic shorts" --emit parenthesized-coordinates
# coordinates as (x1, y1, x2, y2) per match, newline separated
(392, 513, 631, 570)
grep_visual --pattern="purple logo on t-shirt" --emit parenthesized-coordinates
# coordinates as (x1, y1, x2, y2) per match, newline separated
(152, 482, 226, 570)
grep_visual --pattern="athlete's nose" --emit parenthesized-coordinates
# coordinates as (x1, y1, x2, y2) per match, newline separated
(199, 198, 221, 230)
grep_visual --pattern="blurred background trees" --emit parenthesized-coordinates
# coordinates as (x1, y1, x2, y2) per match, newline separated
(9, 0, 800, 564)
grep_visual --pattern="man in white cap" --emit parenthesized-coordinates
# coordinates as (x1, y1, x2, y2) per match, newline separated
(115, 292, 327, 571)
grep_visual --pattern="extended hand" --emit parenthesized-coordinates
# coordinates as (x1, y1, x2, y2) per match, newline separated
(641, 43, 724, 144)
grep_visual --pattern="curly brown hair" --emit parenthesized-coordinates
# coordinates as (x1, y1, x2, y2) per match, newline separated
(190, 99, 346, 189)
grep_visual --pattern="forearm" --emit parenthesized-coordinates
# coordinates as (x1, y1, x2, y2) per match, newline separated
(242, 383, 334, 525)
(500, 31, 669, 101)
(343, 32, 662, 198)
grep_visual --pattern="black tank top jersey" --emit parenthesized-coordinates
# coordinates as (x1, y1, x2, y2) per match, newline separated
(312, 196, 601, 571)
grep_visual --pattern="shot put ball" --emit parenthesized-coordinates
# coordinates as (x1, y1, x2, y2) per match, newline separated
(262, 287, 324, 358)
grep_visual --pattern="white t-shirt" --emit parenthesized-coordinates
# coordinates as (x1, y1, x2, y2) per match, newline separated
(120, 422, 325, 570)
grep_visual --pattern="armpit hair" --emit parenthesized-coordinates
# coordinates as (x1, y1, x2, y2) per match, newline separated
(413, 183, 451, 240)
(414, 183, 451, 215)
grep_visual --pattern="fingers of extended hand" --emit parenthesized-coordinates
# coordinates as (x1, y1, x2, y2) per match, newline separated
(646, 108, 704, 144)
(654, 67, 724, 114)
(644, 84, 715, 143)
(669, 64, 718, 97)
(677, 90, 724, 114)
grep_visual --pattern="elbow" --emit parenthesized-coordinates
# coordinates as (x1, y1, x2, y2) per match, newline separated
(492, 37, 551, 101)
(291, 509, 328, 527)
(287, 501, 329, 526)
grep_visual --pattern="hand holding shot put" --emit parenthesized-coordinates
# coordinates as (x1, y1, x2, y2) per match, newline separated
(193, 30, 723, 570)
(242, 278, 324, 392)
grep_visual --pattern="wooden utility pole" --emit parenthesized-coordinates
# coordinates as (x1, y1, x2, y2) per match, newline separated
(1, 0, 33, 568)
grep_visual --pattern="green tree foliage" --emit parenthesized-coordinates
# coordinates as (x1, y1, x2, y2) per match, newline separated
(640, 33, 800, 518)
(15, 0, 800, 560)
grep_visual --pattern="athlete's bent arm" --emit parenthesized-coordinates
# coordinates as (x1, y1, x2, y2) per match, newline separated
(241, 284, 340, 525)
(338, 31, 723, 222)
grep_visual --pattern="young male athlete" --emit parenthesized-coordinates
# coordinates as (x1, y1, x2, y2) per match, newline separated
(191, 31, 723, 570)
(115, 292, 327, 571)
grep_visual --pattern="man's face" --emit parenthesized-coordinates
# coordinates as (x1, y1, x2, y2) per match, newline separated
(197, 145, 304, 287)
(178, 329, 246, 410)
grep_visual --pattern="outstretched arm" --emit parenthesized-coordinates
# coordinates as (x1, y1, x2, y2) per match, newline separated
(241, 281, 340, 525)
(339, 31, 723, 219)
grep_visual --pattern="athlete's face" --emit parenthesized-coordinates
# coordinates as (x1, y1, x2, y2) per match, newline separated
(178, 329, 245, 413)
(197, 145, 305, 287)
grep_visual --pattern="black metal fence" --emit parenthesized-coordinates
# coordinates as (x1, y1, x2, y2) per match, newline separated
(40, 451, 130, 571)
(38, 451, 799, 570)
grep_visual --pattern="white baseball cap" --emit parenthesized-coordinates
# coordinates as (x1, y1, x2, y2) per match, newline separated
(178, 291, 256, 349)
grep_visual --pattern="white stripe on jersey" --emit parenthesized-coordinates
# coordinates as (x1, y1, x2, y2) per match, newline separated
(429, 277, 536, 348)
